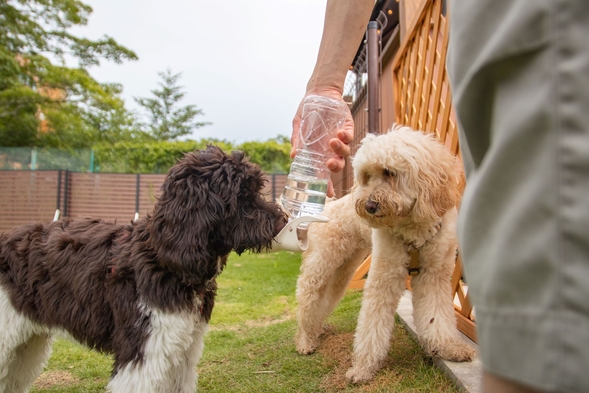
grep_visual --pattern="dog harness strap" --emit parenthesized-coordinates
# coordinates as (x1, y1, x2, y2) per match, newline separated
(408, 249, 420, 276)
(406, 220, 443, 276)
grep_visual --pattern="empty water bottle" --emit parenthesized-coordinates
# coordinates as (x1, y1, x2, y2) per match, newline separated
(280, 95, 347, 219)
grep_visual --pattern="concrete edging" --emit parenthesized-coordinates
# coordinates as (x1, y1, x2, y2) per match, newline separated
(396, 290, 483, 393)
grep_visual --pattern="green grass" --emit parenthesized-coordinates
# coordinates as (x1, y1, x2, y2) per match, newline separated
(31, 251, 461, 392)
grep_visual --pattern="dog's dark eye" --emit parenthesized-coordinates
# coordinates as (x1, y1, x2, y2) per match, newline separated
(383, 169, 396, 178)
(362, 173, 370, 185)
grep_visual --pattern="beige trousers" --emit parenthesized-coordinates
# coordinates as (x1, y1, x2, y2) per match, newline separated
(448, 1, 589, 392)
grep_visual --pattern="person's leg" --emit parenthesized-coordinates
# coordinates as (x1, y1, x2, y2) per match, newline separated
(448, 0, 589, 391)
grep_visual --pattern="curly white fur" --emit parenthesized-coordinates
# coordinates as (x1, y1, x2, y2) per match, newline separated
(295, 125, 476, 384)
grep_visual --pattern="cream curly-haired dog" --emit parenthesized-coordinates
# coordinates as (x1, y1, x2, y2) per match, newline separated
(295, 126, 475, 383)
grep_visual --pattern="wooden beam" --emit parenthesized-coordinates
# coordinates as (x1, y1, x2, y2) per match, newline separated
(455, 309, 477, 343)
(349, 255, 372, 289)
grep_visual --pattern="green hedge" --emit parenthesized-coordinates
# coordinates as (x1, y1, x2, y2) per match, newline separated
(93, 137, 291, 174)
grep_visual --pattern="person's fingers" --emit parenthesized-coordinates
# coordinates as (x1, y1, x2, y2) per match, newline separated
(326, 155, 345, 173)
(328, 106, 354, 162)
(329, 138, 350, 160)
(327, 179, 335, 198)
(336, 128, 354, 144)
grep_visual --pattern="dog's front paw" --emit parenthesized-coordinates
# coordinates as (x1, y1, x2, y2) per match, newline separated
(295, 333, 319, 355)
(296, 342, 317, 355)
(433, 340, 476, 362)
(345, 366, 375, 384)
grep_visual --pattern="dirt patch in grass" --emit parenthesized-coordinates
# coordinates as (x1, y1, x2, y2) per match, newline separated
(34, 371, 79, 389)
(316, 323, 445, 393)
(317, 326, 354, 392)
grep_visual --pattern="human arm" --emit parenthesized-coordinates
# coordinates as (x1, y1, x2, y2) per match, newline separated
(291, 0, 375, 182)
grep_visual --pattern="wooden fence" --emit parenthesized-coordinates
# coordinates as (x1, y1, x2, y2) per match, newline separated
(0, 170, 287, 234)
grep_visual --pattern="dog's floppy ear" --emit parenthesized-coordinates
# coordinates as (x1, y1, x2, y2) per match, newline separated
(411, 145, 462, 221)
(147, 146, 230, 280)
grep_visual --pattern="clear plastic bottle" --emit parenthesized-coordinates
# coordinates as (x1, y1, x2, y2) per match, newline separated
(280, 95, 347, 218)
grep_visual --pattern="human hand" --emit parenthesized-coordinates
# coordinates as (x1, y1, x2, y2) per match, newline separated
(290, 90, 354, 196)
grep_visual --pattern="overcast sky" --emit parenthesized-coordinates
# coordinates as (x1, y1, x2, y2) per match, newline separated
(73, 0, 329, 143)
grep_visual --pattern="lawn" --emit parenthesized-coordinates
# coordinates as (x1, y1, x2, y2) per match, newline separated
(31, 251, 460, 393)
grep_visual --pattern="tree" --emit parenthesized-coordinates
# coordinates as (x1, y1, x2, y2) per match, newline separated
(0, 0, 138, 147)
(78, 83, 150, 146)
(135, 69, 211, 141)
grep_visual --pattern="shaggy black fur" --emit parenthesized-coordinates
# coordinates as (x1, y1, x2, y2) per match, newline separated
(0, 145, 286, 373)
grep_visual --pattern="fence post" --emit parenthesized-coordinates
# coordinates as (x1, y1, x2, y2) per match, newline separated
(31, 148, 37, 170)
(54, 170, 62, 221)
(271, 174, 276, 202)
(89, 149, 95, 173)
(63, 170, 69, 218)
(367, 20, 380, 135)
(135, 173, 140, 220)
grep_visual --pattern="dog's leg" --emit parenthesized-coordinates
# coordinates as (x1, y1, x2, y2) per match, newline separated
(296, 246, 340, 355)
(296, 247, 369, 355)
(0, 290, 54, 393)
(411, 239, 476, 362)
(323, 248, 370, 321)
(174, 321, 207, 392)
(346, 229, 409, 384)
(2, 333, 54, 393)
(296, 194, 372, 355)
(107, 312, 207, 393)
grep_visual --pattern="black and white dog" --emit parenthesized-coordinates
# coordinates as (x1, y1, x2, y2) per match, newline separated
(0, 146, 286, 393)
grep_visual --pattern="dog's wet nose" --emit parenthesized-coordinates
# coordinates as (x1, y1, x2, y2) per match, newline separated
(365, 200, 379, 215)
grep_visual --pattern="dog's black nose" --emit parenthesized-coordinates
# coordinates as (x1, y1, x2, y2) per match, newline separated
(365, 200, 379, 215)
